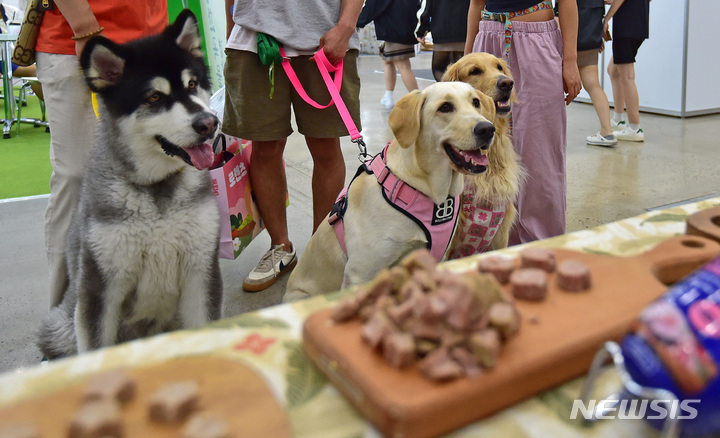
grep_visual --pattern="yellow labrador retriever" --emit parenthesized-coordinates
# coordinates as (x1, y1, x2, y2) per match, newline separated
(442, 53, 525, 257)
(284, 82, 496, 302)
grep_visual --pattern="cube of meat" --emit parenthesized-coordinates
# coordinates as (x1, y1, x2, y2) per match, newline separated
(469, 328, 501, 369)
(148, 381, 199, 423)
(68, 399, 123, 438)
(181, 412, 231, 438)
(361, 312, 397, 350)
(488, 302, 520, 339)
(83, 369, 136, 404)
(400, 248, 436, 273)
(418, 348, 464, 381)
(382, 332, 416, 368)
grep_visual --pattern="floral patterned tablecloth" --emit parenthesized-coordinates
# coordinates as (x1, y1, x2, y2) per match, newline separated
(2, 198, 719, 438)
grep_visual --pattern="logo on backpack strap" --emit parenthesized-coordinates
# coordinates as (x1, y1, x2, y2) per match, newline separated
(432, 197, 455, 225)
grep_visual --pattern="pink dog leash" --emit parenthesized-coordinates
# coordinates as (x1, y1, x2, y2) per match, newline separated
(279, 47, 368, 161)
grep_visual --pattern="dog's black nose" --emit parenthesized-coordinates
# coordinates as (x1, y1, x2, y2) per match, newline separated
(474, 121, 495, 149)
(497, 76, 514, 93)
(192, 113, 219, 136)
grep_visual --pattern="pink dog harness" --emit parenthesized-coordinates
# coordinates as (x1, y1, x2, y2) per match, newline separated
(447, 191, 506, 259)
(328, 144, 460, 262)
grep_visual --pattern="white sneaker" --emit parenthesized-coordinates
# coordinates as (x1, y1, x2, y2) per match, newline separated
(242, 244, 297, 292)
(586, 132, 617, 147)
(614, 126, 645, 142)
(610, 119, 626, 130)
(380, 94, 394, 109)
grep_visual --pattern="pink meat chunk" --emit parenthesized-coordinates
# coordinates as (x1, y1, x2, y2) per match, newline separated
(510, 268, 548, 301)
(520, 247, 556, 273)
(556, 259, 592, 292)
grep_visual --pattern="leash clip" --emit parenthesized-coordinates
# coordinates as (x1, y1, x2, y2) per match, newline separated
(353, 137, 371, 163)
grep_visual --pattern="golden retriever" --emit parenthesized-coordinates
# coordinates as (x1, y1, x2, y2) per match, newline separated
(442, 52, 525, 257)
(283, 82, 496, 302)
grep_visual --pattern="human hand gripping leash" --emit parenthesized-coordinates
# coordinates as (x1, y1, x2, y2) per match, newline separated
(279, 47, 369, 162)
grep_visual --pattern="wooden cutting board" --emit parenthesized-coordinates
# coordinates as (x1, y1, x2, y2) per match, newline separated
(303, 235, 720, 438)
(0, 357, 291, 438)
(687, 205, 720, 242)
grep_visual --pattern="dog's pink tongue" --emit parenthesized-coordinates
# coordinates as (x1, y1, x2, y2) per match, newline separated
(464, 149, 489, 166)
(185, 143, 215, 170)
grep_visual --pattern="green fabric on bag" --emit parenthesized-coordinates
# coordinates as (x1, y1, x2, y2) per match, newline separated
(257, 33, 283, 98)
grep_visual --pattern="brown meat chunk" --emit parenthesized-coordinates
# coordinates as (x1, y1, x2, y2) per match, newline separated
(488, 302, 520, 339)
(556, 259, 592, 292)
(476, 255, 516, 285)
(382, 332, 416, 368)
(466, 271, 508, 308)
(418, 348, 464, 381)
(361, 312, 396, 349)
(330, 297, 360, 322)
(83, 368, 136, 404)
(469, 328, 501, 369)
(68, 399, 123, 438)
(388, 266, 411, 290)
(520, 247, 556, 273)
(148, 381, 199, 423)
(181, 412, 231, 438)
(450, 347, 482, 378)
(409, 317, 443, 341)
(510, 268, 548, 301)
(0, 424, 39, 438)
(386, 295, 416, 326)
(400, 248, 437, 273)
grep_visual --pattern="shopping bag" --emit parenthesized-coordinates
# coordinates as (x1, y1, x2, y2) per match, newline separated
(210, 135, 265, 259)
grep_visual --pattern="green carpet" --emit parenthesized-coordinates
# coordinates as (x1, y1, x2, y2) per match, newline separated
(0, 89, 51, 200)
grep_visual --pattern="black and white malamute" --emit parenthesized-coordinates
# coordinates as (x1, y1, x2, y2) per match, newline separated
(38, 10, 223, 358)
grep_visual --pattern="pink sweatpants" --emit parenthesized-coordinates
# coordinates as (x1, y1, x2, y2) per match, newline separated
(472, 19, 567, 245)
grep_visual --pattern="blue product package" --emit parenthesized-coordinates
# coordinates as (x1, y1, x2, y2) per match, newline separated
(620, 255, 720, 436)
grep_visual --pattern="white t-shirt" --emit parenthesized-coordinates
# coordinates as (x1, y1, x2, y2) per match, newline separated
(225, 24, 315, 57)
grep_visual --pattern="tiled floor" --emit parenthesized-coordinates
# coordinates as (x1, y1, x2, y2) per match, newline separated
(1, 52, 719, 373)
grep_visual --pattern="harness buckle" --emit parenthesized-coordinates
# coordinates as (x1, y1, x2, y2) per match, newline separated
(328, 196, 347, 225)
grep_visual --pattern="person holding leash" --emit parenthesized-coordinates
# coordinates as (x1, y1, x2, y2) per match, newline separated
(223, 0, 363, 292)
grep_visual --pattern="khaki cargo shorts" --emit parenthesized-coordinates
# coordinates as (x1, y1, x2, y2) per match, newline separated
(223, 48, 361, 141)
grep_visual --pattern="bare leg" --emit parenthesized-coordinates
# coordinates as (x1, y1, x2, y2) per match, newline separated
(579, 64, 612, 136)
(607, 57, 625, 118)
(615, 63, 640, 125)
(384, 60, 397, 92)
(394, 59, 418, 92)
(306, 137, 345, 233)
(250, 139, 292, 251)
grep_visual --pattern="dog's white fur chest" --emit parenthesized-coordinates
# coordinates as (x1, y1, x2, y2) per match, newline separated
(88, 171, 219, 324)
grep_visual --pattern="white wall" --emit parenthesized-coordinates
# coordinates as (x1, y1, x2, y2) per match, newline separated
(578, 0, 720, 117)
(685, 0, 720, 114)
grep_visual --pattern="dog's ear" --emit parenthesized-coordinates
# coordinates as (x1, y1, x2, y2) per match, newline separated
(166, 9, 203, 58)
(475, 90, 496, 122)
(389, 90, 425, 148)
(441, 60, 461, 82)
(80, 37, 126, 92)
